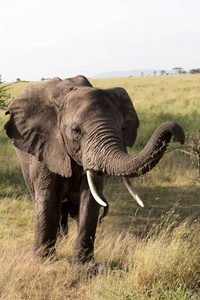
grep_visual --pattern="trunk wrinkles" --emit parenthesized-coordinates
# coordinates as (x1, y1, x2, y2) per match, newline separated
(84, 121, 185, 177)
(84, 121, 126, 173)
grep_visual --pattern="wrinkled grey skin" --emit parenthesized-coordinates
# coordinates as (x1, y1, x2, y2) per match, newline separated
(4, 75, 185, 264)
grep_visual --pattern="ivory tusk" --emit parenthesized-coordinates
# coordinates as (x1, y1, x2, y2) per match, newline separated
(123, 177, 144, 207)
(86, 170, 107, 207)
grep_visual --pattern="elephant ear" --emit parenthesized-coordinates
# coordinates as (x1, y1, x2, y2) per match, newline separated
(107, 87, 139, 147)
(4, 82, 72, 178)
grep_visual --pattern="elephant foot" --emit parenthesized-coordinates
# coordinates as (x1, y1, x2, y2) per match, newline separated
(72, 247, 95, 266)
(33, 242, 57, 261)
(71, 256, 99, 275)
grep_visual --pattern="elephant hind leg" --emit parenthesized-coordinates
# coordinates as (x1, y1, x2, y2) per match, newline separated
(60, 194, 79, 235)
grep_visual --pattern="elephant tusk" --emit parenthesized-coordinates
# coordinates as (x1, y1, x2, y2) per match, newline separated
(86, 170, 107, 207)
(123, 177, 144, 208)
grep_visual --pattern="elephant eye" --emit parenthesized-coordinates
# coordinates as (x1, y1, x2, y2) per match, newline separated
(71, 126, 81, 140)
(121, 126, 126, 132)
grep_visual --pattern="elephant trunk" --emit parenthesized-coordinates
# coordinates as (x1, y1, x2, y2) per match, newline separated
(85, 121, 185, 178)
(85, 121, 184, 208)
(105, 122, 185, 177)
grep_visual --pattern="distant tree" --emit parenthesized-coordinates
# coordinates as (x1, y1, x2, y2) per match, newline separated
(16, 78, 21, 82)
(160, 70, 166, 76)
(141, 72, 144, 77)
(173, 67, 183, 75)
(154, 71, 157, 76)
(190, 69, 195, 74)
(41, 77, 51, 81)
(190, 68, 200, 74)
(0, 74, 2, 83)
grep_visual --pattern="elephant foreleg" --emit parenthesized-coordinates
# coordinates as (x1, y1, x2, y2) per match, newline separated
(72, 174, 102, 264)
(30, 158, 61, 257)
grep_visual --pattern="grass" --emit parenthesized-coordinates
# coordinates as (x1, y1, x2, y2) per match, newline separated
(0, 75, 200, 299)
(0, 212, 199, 299)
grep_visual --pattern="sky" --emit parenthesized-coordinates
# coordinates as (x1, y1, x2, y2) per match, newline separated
(1, 0, 200, 82)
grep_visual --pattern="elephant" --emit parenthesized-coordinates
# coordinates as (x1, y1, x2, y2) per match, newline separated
(4, 75, 185, 264)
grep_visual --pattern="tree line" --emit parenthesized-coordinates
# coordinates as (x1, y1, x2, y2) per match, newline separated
(159, 67, 200, 76)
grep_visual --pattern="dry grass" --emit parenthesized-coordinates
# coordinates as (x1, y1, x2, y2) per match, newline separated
(0, 75, 200, 299)
(0, 214, 199, 299)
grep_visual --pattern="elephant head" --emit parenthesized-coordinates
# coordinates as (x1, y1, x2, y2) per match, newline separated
(4, 75, 185, 208)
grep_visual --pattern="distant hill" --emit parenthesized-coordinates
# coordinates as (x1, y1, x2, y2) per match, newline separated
(93, 69, 180, 78)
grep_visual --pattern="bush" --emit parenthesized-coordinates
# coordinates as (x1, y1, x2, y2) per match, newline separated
(0, 83, 11, 110)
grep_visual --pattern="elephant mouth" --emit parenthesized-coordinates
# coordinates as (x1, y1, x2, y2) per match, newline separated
(86, 170, 144, 208)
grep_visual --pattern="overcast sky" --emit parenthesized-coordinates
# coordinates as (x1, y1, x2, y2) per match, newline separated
(1, 0, 200, 82)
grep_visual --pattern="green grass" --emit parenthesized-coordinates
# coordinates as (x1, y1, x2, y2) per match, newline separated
(0, 75, 200, 299)
(91, 75, 200, 149)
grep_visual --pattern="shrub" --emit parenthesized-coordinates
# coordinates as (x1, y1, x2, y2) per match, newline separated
(0, 83, 11, 110)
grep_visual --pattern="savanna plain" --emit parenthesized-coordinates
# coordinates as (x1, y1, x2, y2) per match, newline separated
(0, 75, 200, 299)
